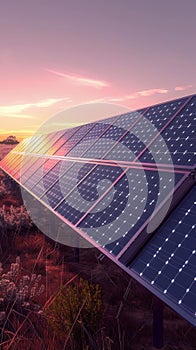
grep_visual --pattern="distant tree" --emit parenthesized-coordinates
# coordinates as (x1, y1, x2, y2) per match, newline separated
(0, 136, 19, 145)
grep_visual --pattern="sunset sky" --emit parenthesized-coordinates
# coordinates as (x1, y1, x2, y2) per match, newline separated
(0, 0, 195, 141)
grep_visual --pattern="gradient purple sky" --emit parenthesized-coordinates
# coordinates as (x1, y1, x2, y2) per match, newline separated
(0, 0, 195, 139)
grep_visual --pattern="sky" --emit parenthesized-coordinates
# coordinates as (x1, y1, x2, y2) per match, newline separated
(0, 0, 195, 140)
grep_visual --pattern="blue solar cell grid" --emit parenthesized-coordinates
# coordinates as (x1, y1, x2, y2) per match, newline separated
(144, 96, 188, 130)
(66, 123, 110, 157)
(104, 96, 190, 163)
(130, 186, 196, 323)
(82, 110, 147, 160)
(38, 163, 124, 225)
(54, 123, 96, 156)
(78, 169, 183, 256)
(140, 96, 196, 166)
(82, 124, 127, 159)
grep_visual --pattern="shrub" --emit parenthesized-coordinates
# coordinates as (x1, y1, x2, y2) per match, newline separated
(45, 278, 104, 350)
(0, 256, 46, 347)
(0, 204, 33, 232)
(0, 256, 45, 314)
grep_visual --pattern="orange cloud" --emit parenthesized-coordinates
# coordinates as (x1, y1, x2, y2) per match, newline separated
(0, 98, 71, 118)
(46, 69, 110, 89)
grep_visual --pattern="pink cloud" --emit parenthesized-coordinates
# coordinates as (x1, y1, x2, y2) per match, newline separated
(125, 88, 168, 100)
(46, 69, 110, 89)
(86, 88, 169, 105)
(137, 89, 168, 97)
(175, 85, 193, 91)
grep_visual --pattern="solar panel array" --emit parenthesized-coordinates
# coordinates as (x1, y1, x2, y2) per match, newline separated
(0, 94, 195, 325)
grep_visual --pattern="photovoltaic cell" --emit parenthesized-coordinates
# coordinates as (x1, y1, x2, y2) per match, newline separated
(78, 169, 183, 256)
(1, 153, 20, 170)
(104, 98, 190, 163)
(20, 130, 66, 157)
(46, 127, 80, 155)
(29, 159, 64, 197)
(104, 129, 146, 162)
(22, 135, 45, 154)
(113, 110, 144, 129)
(38, 160, 76, 208)
(54, 123, 96, 156)
(144, 96, 188, 130)
(10, 138, 29, 153)
(5, 133, 62, 180)
(81, 110, 146, 160)
(97, 115, 119, 124)
(139, 96, 196, 166)
(82, 124, 126, 159)
(1, 153, 24, 178)
(11, 131, 68, 179)
(27, 132, 63, 155)
(66, 123, 111, 157)
(129, 186, 196, 324)
(11, 131, 67, 179)
(55, 163, 125, 224)
(31, 130, 72, 155)
(23, 158, 60, 193)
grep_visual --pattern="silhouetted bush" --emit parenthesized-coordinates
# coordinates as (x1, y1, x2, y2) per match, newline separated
(45, 278, 106, 350)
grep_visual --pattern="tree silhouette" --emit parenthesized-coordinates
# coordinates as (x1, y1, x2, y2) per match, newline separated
(0, 136, 19, 145)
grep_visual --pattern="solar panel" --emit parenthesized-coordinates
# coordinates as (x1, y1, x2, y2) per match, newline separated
(52, 123, 96, 156)
(79, 110, 146, 160)
(144, 96, 188, 130)
(77, 168, 184, 255)
(104, 96, 191, 164)
(129, 185, 196, 324)
(9, 130, 76, 179)
(66, 122, 112, 158)
(139, 96, 196, 167)
(46, 127, 80, 155)
(1, 153, 23, 178)
(0, 94, 195, 326)
(24, 158, 61, 195)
